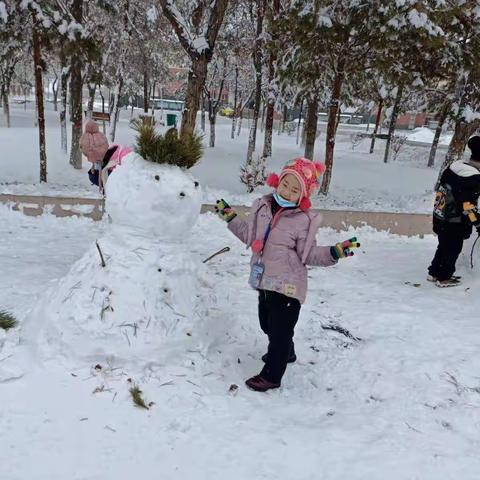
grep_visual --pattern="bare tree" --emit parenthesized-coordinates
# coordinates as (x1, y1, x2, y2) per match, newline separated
(159, 0, 229, 139)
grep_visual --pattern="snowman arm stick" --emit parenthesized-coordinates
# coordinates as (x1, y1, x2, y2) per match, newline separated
(96, 241, 106, 267)
(202, 246, 230, 264)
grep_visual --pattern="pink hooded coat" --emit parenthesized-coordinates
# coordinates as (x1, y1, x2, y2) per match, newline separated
(79, 120, 109, 163)
(228, 194, 337, 303)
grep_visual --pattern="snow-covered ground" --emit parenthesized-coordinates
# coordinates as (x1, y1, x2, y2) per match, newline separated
(1, 205, 480, 479)
(0, 103, 454, 213)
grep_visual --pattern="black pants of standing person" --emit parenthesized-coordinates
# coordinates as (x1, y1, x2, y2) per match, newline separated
(258, 290, 301, 384)
(428, 229, 465, 281)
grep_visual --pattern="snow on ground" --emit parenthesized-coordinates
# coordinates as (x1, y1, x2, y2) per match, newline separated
(407, 126, 453, 145)
(1, 205, 480, 479)
(0, 103, 455, 212)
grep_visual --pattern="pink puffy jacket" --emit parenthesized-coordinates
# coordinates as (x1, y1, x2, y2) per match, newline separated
(79, 120, 109, 163)
(228, 194, 336, 303)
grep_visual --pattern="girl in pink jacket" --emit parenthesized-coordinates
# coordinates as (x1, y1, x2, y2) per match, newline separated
(216, 158, 359, 392)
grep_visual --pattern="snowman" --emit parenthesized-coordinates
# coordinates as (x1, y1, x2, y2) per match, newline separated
(21, 152, 210, 370)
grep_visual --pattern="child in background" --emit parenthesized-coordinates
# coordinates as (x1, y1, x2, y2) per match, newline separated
(80, 120, 132, 192)
(80, 120, 109, 190)
(216, 158, 359, 392)
(428, 136, 480, 287)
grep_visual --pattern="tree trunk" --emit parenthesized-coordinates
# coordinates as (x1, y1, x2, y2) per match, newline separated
(436, 119, 480, 188)
(181, 56, 208, 138)
(34, 95, 38, 127)
(262, 0, 279, 153)
(320, 64, 346, 194)
(260, 101, 266, 133)
(246, 0, 264, 164)
(428, 105, 449, 168)
(262, 67, 275, 159)
(87, 83, 96, 116)
(281, 104, 287, 134)
(98, 84, 106, 133)
(99, 85, 105, 112)
(384, 85, 403, 164)
(1, 85, 10, 128)
(143, 68, 149, 113)
(208, 98, 216, 147)
(69, 54, 83, 169)
(301, 108, 306, 147)
(237, 106, 243, 137)
(150, 81, 156, 117)
(52, 71, 58, 112)
(60, 51, 68, 154)
(109, 77, 123, 142)
(69, 0, 83, 170)
(262, 19, 277, 153)
(231, 65, 239, 139)
(241, 0, 266, 192)
(246, 73, 262, 163)
(296, 99, 303, 145)
(369, 99, 383, 154)
(304, 96, 318, 160)
(201, 91, 206, 132)
(32, 14, 47, 182)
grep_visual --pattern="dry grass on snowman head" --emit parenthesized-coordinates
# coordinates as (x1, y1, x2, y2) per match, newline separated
(131, 119, 203, 169)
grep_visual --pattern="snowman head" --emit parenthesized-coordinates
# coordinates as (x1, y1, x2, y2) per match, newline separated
(105, 154, 202, 241)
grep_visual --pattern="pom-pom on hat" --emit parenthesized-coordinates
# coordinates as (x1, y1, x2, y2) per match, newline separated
(266, 157, 325, 211)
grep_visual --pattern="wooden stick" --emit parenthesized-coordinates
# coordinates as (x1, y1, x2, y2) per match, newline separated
(202, 246, 230, 264)
(96, 241, 106, 267)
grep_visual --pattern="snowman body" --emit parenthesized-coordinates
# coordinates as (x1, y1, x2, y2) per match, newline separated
(23, 154, 204, 367)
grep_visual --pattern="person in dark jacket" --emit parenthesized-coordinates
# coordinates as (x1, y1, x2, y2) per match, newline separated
(428, 136, 480, 287)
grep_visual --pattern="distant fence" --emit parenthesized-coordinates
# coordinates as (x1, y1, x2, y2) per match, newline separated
(0, 193, 432, 236)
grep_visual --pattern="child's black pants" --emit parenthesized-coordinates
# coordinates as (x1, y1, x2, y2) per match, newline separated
(258, 290, 301, 384)
(428, 230, 464, 280)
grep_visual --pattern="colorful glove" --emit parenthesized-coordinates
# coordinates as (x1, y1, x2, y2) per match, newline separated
(330, 237, 360, 260)
(463, 202, 479, 225)
(215, 199, 237, 223)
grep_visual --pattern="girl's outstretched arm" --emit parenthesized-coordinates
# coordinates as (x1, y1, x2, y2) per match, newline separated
(215, 198, 258, 246)
(227, 214, 249, 245)
(296, 234, 338, 267)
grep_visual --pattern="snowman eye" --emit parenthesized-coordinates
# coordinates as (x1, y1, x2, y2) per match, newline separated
(179, 192, 186, 198)
(194, 181, 199, 188)
(154, 175, 160, 181)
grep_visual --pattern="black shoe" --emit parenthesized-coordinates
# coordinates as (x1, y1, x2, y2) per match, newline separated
(262, 351, 297, 364)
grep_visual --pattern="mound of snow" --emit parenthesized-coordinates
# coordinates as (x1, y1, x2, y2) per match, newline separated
(21, 155, 213, 371)
(407, 127, 435, 143)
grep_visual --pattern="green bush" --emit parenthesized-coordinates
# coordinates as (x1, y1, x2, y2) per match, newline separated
(131, 119, 203, 169)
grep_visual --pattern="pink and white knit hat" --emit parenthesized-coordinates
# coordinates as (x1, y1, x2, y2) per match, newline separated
(266, 157, 326, 211)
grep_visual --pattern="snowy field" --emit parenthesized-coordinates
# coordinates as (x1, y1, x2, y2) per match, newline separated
(1, 205, 480, 479)
(0, 103, 453, 213)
